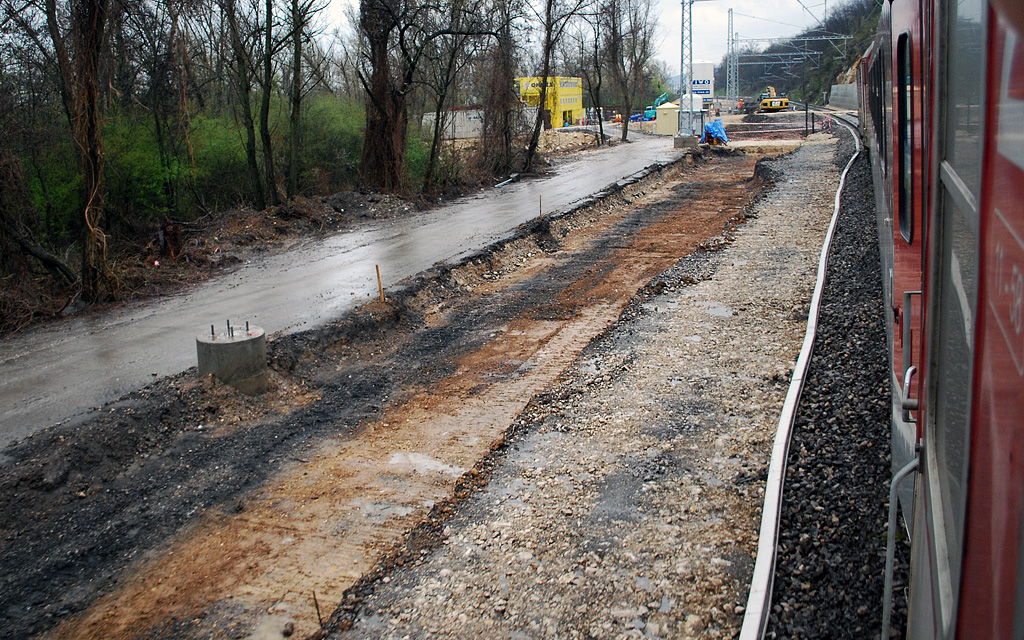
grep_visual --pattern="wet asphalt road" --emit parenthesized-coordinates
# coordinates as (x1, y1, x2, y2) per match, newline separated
(0, 134, 682, 446)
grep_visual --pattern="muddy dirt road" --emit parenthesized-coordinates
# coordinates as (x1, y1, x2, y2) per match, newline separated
(0, 134, 681, 442)
(0, 146, 772, 639)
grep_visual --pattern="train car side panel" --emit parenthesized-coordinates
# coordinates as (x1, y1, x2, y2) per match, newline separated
(956, 12, 1024, 638)
(889, 0, 927, 416)
(886, 0, 931, 527)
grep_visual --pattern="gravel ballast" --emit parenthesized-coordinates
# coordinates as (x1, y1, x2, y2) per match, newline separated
(765, 126, 910, 639)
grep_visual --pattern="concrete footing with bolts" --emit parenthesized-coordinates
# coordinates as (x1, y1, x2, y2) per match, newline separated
(196, 323, 268, 395)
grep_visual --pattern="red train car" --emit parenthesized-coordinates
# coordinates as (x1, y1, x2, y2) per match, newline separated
(863, 0, 1024, 635)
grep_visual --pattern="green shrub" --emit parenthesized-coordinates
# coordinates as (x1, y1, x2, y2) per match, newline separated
(104, 115, 178, 226)
(189, 113, 251, 210)
(299, 93, 365, 193)
(405, 134, 432, 189)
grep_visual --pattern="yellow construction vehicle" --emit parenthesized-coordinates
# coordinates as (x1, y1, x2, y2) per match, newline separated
(758, 86, 790, 112)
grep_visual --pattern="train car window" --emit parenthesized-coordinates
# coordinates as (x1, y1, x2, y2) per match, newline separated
(897, 33, 914, 243)
(924, 0, 985, 629)
(928, 187, 977, 633)
(869, 52, 887, 167)
(942, 0, 985, 197)
(879, 46, 889, 172)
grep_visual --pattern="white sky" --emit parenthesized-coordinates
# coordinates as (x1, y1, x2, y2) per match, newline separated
(324, 0, 834, 76)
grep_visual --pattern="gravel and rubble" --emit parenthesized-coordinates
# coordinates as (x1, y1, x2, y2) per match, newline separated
(323, 134, 845, 640)
(766, 127, 910, 639)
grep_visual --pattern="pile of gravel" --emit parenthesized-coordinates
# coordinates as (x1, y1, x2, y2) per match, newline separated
(765, 127, 910, 638)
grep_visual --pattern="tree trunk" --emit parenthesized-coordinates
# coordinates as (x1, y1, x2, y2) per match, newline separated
(287, 0, 302, 199)
(359, 0, 405, 192)
(479, 12, 517, 177)
(423, 101, 447, 191)
(585, 28, 605, 145)
(424, 45, 465, 191)
(44, 0, 110, 302)
(225, 0, 266, 209)
(523, 0, 558, 172)
(77, 0, 111, 301)
(240, 92, 266, 209)
(260, 0, 281, 206)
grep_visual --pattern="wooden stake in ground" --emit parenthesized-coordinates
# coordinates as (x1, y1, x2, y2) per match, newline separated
(376, 264, 385, 303)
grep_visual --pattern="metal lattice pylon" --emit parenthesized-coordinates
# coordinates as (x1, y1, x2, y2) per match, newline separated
(727, 9, 738, 107)
(679, 0, 693, 136)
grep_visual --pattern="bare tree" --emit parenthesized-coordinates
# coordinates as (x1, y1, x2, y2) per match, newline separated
(357, 0, 404, 192)
(602, 0, 655, 142)
(223, 0, 267, 208)
(562, 12, 605, 144)
(44, 0, 112, 301)
(258, 0, 280, 206)
(521, 0, 590, 172)
(286, 0, 328, 198)
(357, 0, 494, 192)
(419, 0, 486, 191)
(181, 1, 234, 110)
(322, 25, 362, 96)
(476, 0, 523, 178)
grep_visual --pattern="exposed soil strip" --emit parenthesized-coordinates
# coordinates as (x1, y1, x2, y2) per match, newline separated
(39, 152, 763, 639)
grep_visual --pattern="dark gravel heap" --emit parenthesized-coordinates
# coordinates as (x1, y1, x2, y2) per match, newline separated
(765, 128, 910, 638)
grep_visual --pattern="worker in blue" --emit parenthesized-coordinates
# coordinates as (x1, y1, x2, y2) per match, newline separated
(701, 120, 729, 145)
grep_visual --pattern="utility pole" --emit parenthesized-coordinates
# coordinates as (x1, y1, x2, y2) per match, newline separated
(727, 9, 738, 109)
(678, 0, 717, 138)
(679, 0, 691, 137)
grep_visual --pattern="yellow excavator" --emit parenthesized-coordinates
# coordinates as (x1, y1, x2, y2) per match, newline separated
(758, 86, 790, 112)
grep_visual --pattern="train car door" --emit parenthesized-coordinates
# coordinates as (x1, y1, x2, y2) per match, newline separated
(887, 0, 929, 523)
(907, 0, 987, 635)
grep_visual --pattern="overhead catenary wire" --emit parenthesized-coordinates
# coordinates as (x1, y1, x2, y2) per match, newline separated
(732, 11, 807, 30)
(795, 0, 825, 26)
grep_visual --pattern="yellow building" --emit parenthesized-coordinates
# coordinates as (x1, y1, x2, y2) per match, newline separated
(515, 77, 585, 128)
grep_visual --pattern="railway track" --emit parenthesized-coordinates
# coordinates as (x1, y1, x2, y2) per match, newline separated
(738, 113, 864, 640)
(740, 117, 909, 640)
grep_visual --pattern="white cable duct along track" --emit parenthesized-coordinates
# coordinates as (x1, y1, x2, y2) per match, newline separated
(738, 119, 862, 640)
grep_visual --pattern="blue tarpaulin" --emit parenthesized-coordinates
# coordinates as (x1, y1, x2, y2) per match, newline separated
(701, 120, 729, 144)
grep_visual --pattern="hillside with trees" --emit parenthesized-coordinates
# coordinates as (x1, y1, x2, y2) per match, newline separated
(715, 0, 880, 104)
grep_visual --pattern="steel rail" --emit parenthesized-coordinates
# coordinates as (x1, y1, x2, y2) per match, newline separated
(798, 100, 861, 126)
(738, 116, 862, 640)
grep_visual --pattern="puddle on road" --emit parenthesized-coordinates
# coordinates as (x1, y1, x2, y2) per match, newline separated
(356, 500, 418, 523)
(699, 300, 735, 317)
(579, 356, 602, 374)
(387, 452, 466, 477)
(642, 300, 680, 313)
